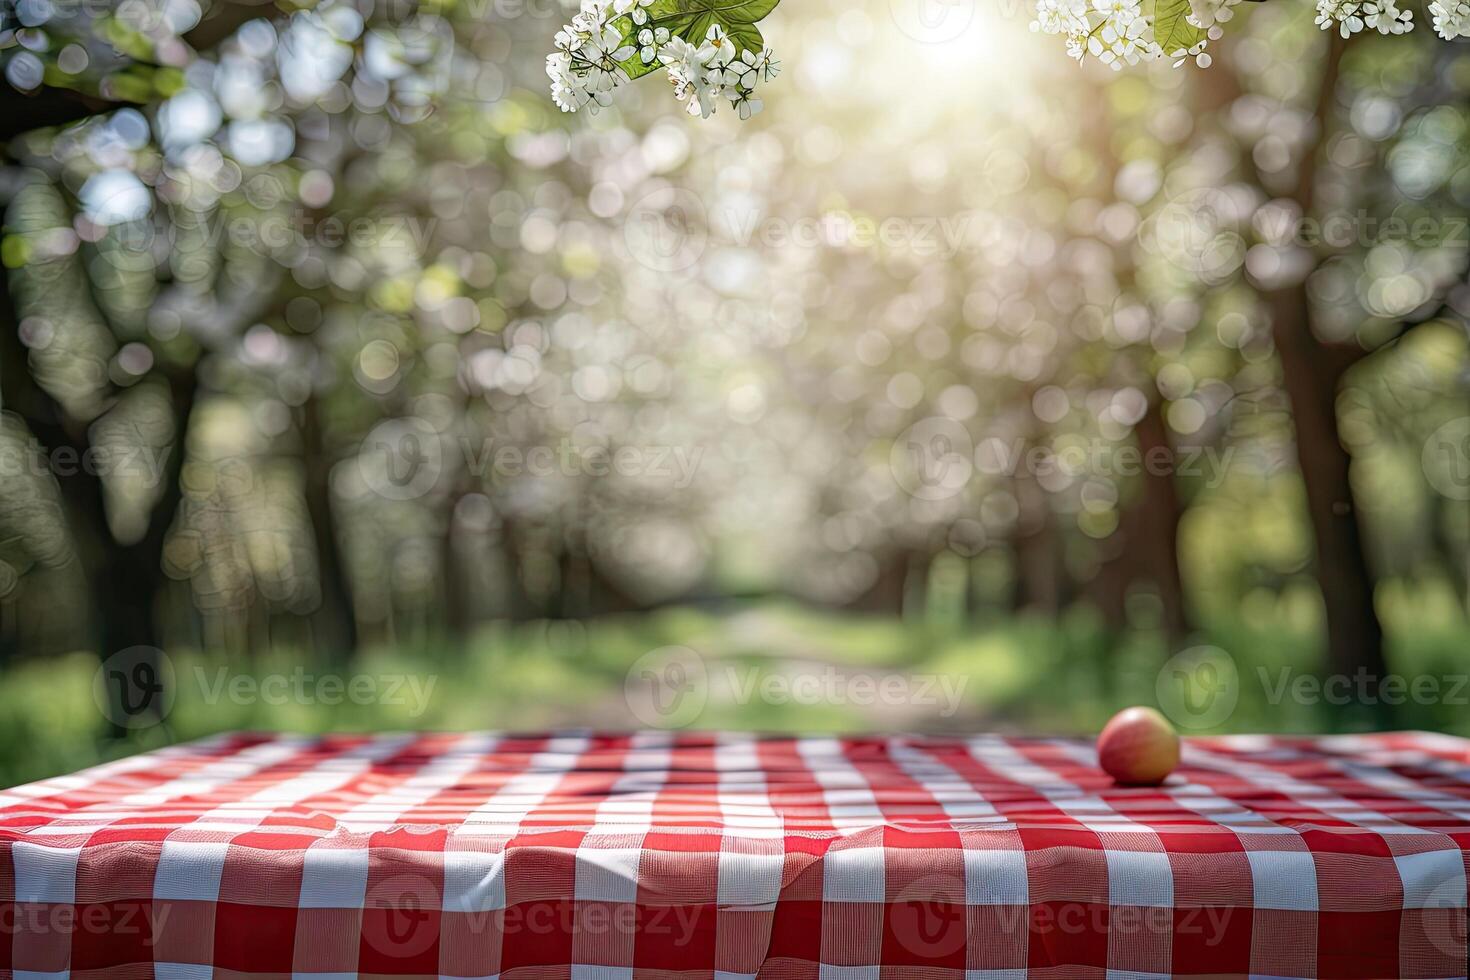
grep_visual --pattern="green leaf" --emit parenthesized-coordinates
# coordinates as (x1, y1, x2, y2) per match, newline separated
(618, 42, 665, 82)
(646, 0, 777, 51)
(646, 0, 779, 27)
(615, 0, 776, 83)
(725, 22, 764, 57)
(1148, 0, 1204, 54)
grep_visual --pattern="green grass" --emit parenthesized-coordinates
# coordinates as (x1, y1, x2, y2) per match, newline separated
(1, 599, 1466, 789)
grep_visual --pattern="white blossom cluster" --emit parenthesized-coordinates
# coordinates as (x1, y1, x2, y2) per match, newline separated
(546, 0, 779, 119)
(1188, 0, 1243, 30)
(1032, 0, 1467, 71)
(1314, 0, 1413, 36)
(546, 0, 637, 114)
(1314, 0, 1470, 38)
(1427, 0, 1470, 37)
(1029, 0, 1219, 70)
(659, 27, 779, 119)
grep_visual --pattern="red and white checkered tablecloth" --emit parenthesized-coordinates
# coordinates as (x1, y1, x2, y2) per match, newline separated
(3, 731, 1470, 980)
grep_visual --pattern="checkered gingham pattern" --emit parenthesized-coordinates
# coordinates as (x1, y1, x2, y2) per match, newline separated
(3, 732, 1470, 980)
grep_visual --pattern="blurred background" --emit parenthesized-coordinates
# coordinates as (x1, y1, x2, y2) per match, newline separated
(0, 0, 1466, 788)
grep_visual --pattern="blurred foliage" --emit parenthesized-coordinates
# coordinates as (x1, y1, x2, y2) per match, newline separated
(2, 598, 1467, 788)
(0, 0, 1466, 787)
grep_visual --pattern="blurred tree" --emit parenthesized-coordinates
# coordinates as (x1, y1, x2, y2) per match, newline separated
(1184, 15, 1468, 683)
(0, 0, 1464, 721)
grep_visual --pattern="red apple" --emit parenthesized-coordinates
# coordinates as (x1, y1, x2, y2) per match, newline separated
(1097, 706, 1180, 786)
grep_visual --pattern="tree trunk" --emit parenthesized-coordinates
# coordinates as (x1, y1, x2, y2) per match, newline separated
(902, 550, 931, 622)
(3, 256, 194, 726)
(1193, 32, 1389, 686)
(1429, 492, 1468, 616)
(849, 550, 910, 615)
(500, 514, 547, 621)
(302, 397, 357, 660)
(1012, 473, 1063, 615)
(1135, 396, 1193, 646)
(442, 489, 485, 638)
(0, 592, 15, 665)
(1269, 287, 1388, 682)
(1269, 32, 1389, 686)
(1086, 86, 1193, 650)
(96, 371, 194, 731)
(1, 263, 24, 664)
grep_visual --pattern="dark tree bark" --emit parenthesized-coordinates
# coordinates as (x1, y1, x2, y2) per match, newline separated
(0, 89, 129, 145)
(0, 0, 280, 145)
(2, 257, 195, 727)
(499, 514, 546, 621)
(302, 397, 357, 660)
(1083, 400, 1193, 649)
(1086, 84, 1194, 650)
(443, 495, 472, 638)
(1135, 396, 1193, 646)
(0, 0, 297, 696)
(181, 0, 279, 52)
(849, 549, 914, 616)
(1198, 33, 1390, 686)
(1268, 284, 1388, 680)
(1012, 472, 1063, 616)
(1264, 33, 1389, 684)
(95, 371, 194, 731)
(1429, 492, 1469, 615)
(1084, 541, 1134, 636)
(0, 261, 97, 659)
